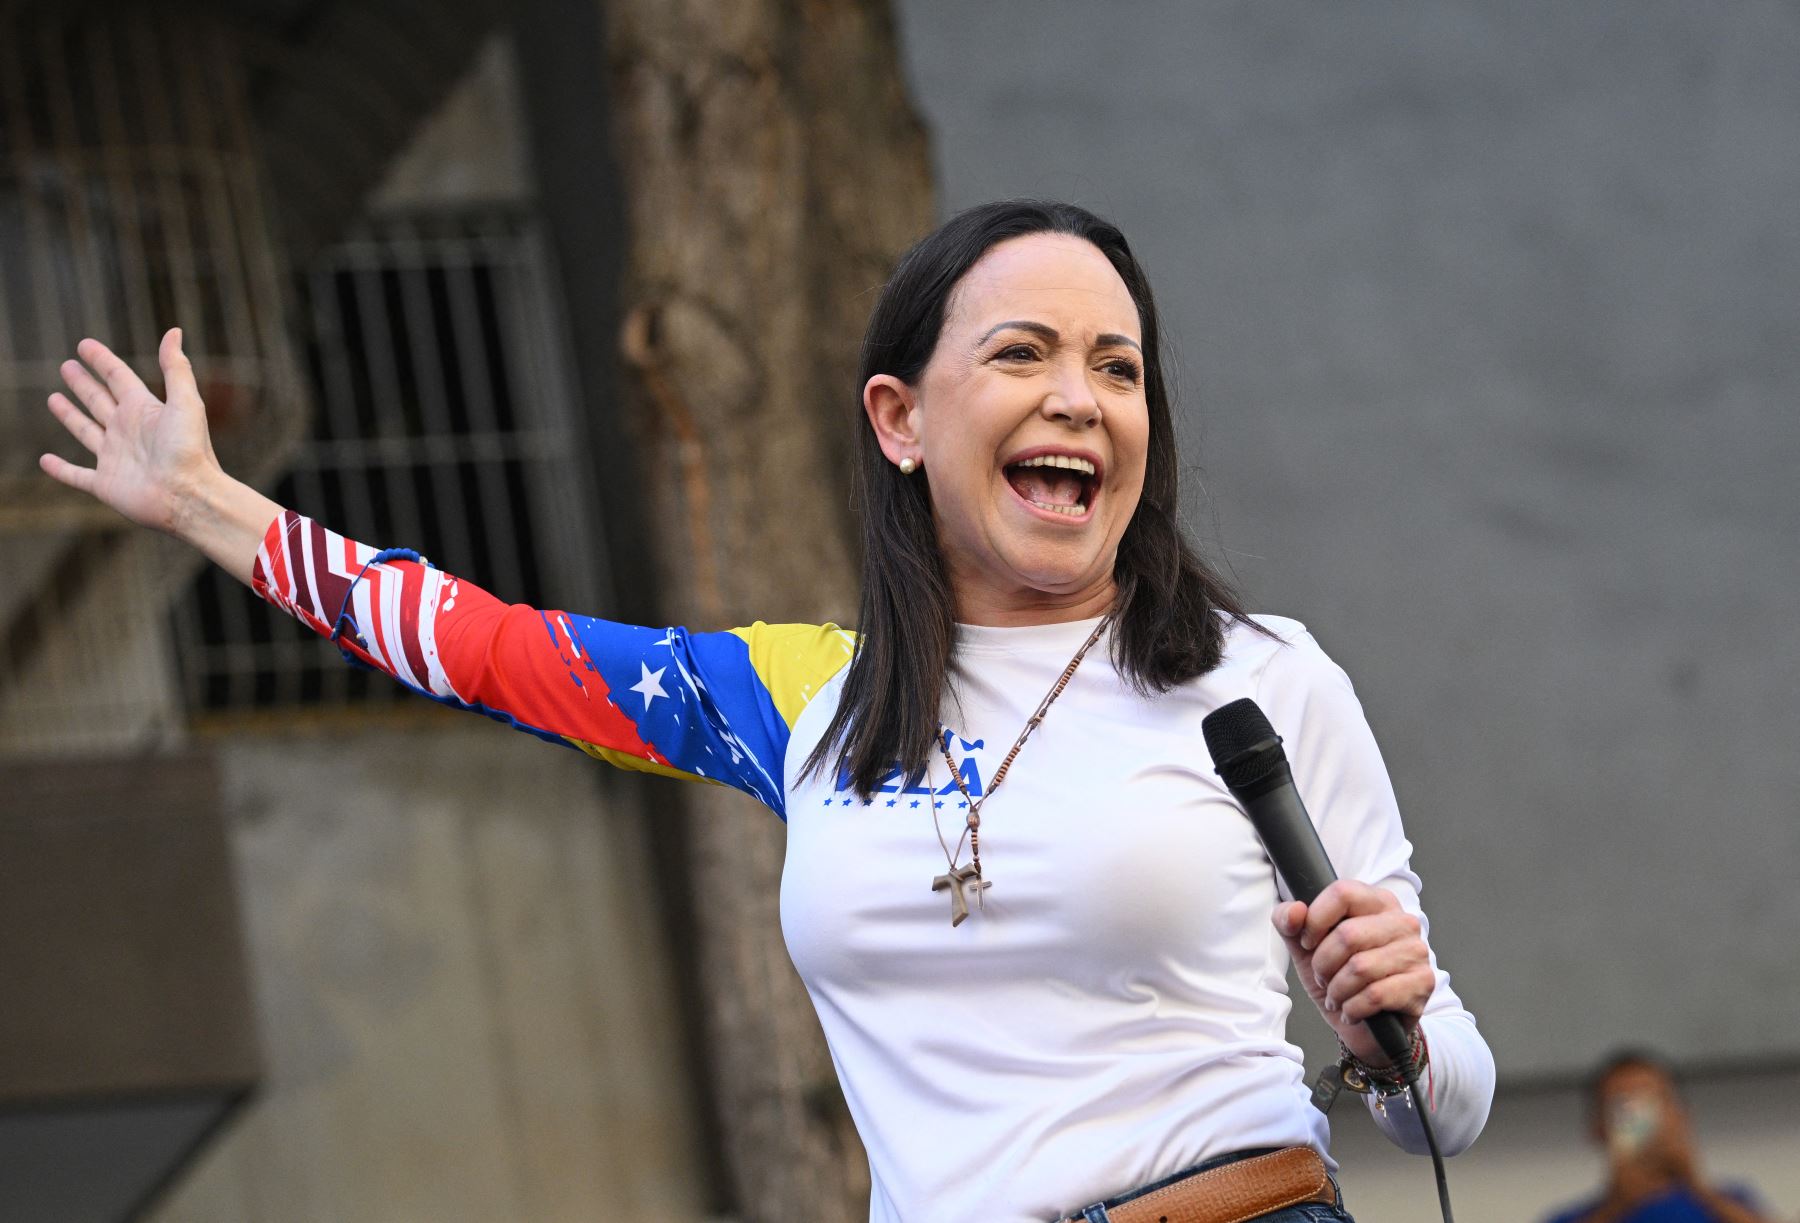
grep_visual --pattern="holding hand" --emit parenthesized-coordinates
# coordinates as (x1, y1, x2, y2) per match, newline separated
(1273, 879, 1434, 1067)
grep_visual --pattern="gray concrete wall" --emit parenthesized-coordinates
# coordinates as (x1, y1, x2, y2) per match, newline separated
(147, 723, 706, 1223)
(896, 0, 1800, 1080)
(894, 3, 1800, 1215)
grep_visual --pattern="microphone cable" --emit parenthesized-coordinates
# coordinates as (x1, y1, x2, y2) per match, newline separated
(1407, 1063, 1454, 1223)
(1418, 1080, 1461, 1223)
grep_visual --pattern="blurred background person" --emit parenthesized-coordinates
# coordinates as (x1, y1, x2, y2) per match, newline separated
(1541, 1052, 1776, 1223)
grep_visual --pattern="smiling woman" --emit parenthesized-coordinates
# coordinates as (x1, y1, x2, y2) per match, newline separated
(39, 198, 1493, 1223)
(818, 206, 1239, 805)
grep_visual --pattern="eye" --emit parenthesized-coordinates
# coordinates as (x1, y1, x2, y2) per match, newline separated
(994, 342, 1041, 363)
(1100, 357, 1142, 383)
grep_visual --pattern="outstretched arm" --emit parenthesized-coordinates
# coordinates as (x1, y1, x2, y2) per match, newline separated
(41, 332, 855, 817)
(252, 506, 852, 814)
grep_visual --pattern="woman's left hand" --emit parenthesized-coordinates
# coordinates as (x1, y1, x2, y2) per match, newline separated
(1273, 879, 1434, 1067)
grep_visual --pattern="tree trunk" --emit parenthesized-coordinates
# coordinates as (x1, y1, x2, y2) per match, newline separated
(602, 2, 932, 1218)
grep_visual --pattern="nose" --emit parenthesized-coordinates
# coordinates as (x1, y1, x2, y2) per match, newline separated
(1039, 365, 1101, 429)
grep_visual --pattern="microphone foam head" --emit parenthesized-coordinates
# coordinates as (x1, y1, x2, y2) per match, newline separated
(1201, 697, 1286, 787)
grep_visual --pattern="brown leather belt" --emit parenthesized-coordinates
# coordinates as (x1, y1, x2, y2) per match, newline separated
(1062, 1146, 1336, 1223)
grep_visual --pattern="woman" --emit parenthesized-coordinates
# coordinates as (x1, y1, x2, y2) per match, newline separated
(41, 200, 1493, 1222)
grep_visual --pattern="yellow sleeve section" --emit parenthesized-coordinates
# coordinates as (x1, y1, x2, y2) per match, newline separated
(728, 621, 858, 731)
(565, 738, 726, 787)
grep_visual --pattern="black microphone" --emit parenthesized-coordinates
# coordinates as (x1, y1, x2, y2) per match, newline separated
(1201, 696, 1415, 1071)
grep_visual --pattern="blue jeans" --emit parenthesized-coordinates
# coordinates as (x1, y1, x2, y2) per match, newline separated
(1072, 1148, 1355, 1223)
(1252, 1206, 1355, 1223)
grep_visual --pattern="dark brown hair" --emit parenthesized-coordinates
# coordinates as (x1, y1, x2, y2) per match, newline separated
(806, 199, 1260, 797)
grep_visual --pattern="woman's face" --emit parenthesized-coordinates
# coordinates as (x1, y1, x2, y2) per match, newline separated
(867, 233, 1151, 625)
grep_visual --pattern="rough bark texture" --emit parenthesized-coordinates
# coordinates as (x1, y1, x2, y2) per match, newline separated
(603, 2, 933, 1218)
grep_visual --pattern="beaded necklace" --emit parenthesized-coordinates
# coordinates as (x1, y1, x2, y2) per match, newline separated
(927, 614, 1111, 926)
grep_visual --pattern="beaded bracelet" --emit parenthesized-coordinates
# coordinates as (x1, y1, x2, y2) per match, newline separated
(1336, 1026, 1429, 1115)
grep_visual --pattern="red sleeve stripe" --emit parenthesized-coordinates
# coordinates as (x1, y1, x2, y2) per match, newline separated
(277, 511, 305, 611)
(395, 560, 434, 692)
(414, 568, 461, 700)
(377, 566, 420, 688)
(254, 511, 313, 629)
(298, 514, 324, 624)
(252, 538, 279, 610)
(356, 565, 400, 682)
(303, 519, 352, 629)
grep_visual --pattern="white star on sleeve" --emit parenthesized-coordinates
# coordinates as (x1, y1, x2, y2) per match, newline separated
(631, 662, 670, 710)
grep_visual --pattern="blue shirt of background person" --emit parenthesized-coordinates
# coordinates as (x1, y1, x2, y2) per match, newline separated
(1544, 1185, 1765, 1223)
(1540, 1051, 1774, 1223)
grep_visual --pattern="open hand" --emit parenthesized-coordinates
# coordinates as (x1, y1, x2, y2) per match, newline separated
(1273, 879, 1434, 1066)
(39, 329, 221, 534)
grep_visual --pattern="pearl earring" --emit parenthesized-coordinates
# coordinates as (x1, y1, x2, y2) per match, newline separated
(899, 457, 918, 475)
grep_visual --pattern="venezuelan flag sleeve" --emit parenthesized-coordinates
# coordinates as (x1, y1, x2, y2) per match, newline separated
(250, 509, 856, 818)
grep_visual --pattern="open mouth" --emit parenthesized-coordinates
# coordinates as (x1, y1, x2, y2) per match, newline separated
(1002, 453, 1100, 519)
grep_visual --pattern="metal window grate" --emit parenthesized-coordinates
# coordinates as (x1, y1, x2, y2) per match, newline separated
(0, 6, 305, 758)
(0, 4, 302, 528)
(173, 206, 601, 719)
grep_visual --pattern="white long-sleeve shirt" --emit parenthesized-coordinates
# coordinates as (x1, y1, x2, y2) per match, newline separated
(779, 614, 1493, 1221)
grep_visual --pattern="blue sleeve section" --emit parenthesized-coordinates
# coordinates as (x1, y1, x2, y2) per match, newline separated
(569, 617, 792, 816)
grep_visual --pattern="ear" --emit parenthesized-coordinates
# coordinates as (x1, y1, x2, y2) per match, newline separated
(863, 373, 922, 467)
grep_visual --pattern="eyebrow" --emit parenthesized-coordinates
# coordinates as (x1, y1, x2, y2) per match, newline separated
(977, 319, 1142, 354)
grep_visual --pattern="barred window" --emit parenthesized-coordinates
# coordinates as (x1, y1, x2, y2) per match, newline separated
(174, 206, 600, 720)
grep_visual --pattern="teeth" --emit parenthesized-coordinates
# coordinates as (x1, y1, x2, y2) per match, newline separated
(1013, 454, 1096, 476)
(1029, 500, 1088, 516)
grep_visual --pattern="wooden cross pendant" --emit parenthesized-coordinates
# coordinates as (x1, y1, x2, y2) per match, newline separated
(931, 862, 991, 927)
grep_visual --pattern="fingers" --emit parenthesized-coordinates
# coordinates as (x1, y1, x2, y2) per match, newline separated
(38, 451, 96, 495)
(47, 391, 104, 454)
(76, 336, 150, 408)
(61, 356, 118, 426)
(1309, 906, 1422, 986)
(1320, 936, 1432, 1021)
(1334, 960, 1434, 1024)
(1271, 900, 1307, 941)
(159, 327, 199, 404)
(1294, 879, 1399, 952)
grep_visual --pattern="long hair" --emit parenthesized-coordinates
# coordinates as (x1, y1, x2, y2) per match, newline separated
(805, 199, 1260, 798)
